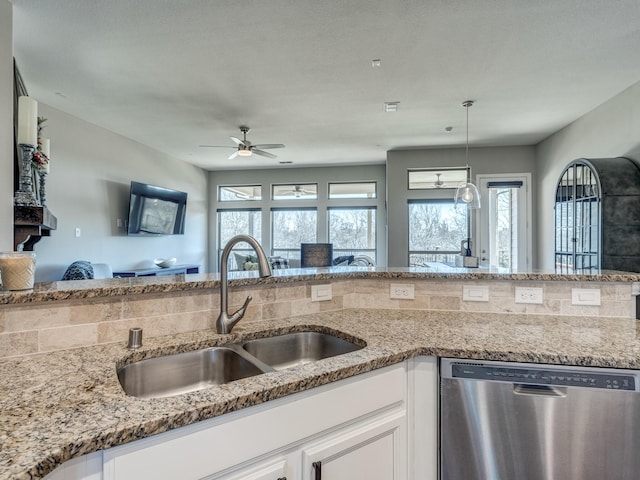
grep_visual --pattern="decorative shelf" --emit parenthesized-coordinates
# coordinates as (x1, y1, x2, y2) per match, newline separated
(14, 206, 57, 251)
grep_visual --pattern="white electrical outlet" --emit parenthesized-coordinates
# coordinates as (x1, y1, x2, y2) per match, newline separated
(390, 284, 415, 300)
(515, 287, 543, 304)
(572, 288, 601, 306)
(75, 227, 81, 238)
(463, 285, 489, 302)
(311, 284, 332, 302)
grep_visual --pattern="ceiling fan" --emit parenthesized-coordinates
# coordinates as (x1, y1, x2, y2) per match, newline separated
(200, 126, 285, 160)
(276, 185, 316, 198)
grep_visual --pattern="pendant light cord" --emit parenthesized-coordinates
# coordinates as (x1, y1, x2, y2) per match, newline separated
(462, 100, 473, 182)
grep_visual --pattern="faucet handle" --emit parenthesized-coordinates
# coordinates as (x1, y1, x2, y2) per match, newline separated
(230, 295, 253, 323)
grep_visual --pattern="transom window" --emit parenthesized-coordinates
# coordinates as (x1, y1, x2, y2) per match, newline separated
(328, 182, 377, 199)
(272, 184, 317, 200)
(219, 185, 262, 201)
(408, 168, 468, 190)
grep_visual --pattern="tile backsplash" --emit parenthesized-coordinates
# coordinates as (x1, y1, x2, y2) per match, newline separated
(0, 279, 635, 359)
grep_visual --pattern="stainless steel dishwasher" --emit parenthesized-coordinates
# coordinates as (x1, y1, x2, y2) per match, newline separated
(440, 358, 640, 480)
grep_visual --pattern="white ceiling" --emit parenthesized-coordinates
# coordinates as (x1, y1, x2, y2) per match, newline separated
(11, 0, 640, 171)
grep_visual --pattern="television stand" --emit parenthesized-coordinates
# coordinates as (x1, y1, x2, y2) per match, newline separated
(113, 264, 199, 278)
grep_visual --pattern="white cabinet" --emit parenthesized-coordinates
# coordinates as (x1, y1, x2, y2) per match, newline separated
(300, 411, 406, 480)
(43, 452, 102, 480)
(408, 356, 438, 480)
(44, 357, 439, 480)
(208, 458, 288, 480)
(103, 363, 407, 480)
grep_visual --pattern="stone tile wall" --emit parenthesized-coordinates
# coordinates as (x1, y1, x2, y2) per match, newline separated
(0, 279, 635, 359)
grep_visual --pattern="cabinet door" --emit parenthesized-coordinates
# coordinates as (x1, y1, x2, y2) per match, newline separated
(207, 458, 288, 480)
(301, 410, 407, 480)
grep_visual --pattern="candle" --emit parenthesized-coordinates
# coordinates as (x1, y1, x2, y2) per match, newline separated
(41, 138, 50, 173)
(17, 96, 38, 147)
(0, 252, 36, 291)
(41, 138, 50, 157)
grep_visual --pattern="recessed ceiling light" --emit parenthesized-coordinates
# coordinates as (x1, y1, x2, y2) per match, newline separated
(55, 92, 67, 98)
(384, 102, 399, 112)
(371, 59, 381, 67)
(445, 126, 453, 132)
(279, 161, 293, 164)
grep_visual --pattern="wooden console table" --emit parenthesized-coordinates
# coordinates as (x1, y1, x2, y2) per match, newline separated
(14, 206, 58, 251)
(113, 264, 200, 278)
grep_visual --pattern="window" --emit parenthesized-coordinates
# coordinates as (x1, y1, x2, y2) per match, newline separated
(328, 182, 377, 199)
(408, 200, 468, 266)
(408, 168, 468, 190)
(272, 184, 317, 200)
(271, 208, 317, 261)
(219, 185, 262, 201)
(328, 207, 376, 262)
(217, 209, 262, 269)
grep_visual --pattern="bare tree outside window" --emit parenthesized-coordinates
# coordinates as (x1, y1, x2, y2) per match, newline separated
(218, 210, 261, 268)
(328, 207, 376, 260)
(408, 201, 468, 266)
(272, 209, 317, 260)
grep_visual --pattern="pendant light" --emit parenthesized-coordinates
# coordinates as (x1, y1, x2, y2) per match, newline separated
(454, 100, 481, 209)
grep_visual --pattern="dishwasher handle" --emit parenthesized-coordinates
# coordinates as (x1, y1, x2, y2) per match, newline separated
(513, 383, 567, 397)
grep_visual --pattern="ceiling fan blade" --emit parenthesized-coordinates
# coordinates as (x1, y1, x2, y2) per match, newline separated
(252, 143, 285, 150)
(200, 145, 235, 148)
(230, 136, 243, 145)
(253, 149, 277, 159)
(228, 151, 239, 160)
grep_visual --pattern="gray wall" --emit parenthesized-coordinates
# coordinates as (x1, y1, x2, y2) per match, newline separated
(0, 1, 12, 251)
(536, 80, 640, 270)
(209, 165, 386, 271)
(31, 104, 208, 282)
(387, 146, 537, 267)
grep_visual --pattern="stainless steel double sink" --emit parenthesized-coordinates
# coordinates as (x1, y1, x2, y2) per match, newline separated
(117, 331, 365, 398)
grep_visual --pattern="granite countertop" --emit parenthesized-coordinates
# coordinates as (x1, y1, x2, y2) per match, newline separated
(1, 308, 640, 479)
(2, 267, 640, 305)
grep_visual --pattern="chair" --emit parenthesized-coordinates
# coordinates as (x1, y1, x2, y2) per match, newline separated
(300, 243, 333, 268)
(61, 261, 113, 280)
(92, 263, 113, 279)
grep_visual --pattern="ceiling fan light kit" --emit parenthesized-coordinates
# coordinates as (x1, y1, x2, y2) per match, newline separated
(455, 100, 481, 210)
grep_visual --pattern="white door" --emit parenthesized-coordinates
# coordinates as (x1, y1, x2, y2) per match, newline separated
(476, 174, 531, 271)
(301, 411, 406, 480)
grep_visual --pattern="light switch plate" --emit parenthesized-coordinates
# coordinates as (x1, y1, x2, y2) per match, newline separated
(515, 287, 543, 304)
(311, 284, 332, 302)
(572, 288, 601, 306)
(462, 285, 489, 302)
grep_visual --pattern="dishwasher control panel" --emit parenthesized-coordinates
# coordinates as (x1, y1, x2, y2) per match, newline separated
(447, 362, 638, 391)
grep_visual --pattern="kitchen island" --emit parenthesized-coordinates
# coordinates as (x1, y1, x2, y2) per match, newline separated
(1, 268, 639, 478)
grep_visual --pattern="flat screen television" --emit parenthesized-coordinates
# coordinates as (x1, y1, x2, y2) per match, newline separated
(127, 181, 187, 235)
